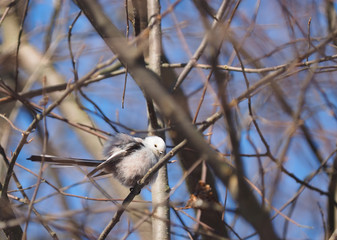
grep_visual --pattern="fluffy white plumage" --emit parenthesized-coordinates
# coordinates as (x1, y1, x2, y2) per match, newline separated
(92, 133, 166, 186)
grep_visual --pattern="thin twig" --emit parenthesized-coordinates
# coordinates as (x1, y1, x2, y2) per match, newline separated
(0, 114, 25, 133)
(0, 0, 16, 26)
(14, 0, 30, 92)
(68, 10, 82, 83)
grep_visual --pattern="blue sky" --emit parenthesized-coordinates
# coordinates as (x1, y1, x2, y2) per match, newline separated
(3, 0, 337, 239)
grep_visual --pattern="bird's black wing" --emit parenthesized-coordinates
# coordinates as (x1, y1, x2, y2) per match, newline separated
(102, 133, 142, 156)
(87, 140, 144, 177)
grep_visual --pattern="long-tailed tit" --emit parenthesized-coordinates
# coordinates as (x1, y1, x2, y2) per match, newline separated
(27, 133, 166, 187)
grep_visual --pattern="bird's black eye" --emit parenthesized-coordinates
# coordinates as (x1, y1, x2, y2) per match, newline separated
(154, 144, 157, 148)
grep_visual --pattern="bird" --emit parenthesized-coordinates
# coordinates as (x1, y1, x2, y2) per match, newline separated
(27, 133, 166, 187)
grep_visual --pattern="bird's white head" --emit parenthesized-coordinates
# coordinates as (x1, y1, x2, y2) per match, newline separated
(144, 136, 166, 157)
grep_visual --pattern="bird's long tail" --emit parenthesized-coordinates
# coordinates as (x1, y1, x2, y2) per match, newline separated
(27, 155, 104, 167)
